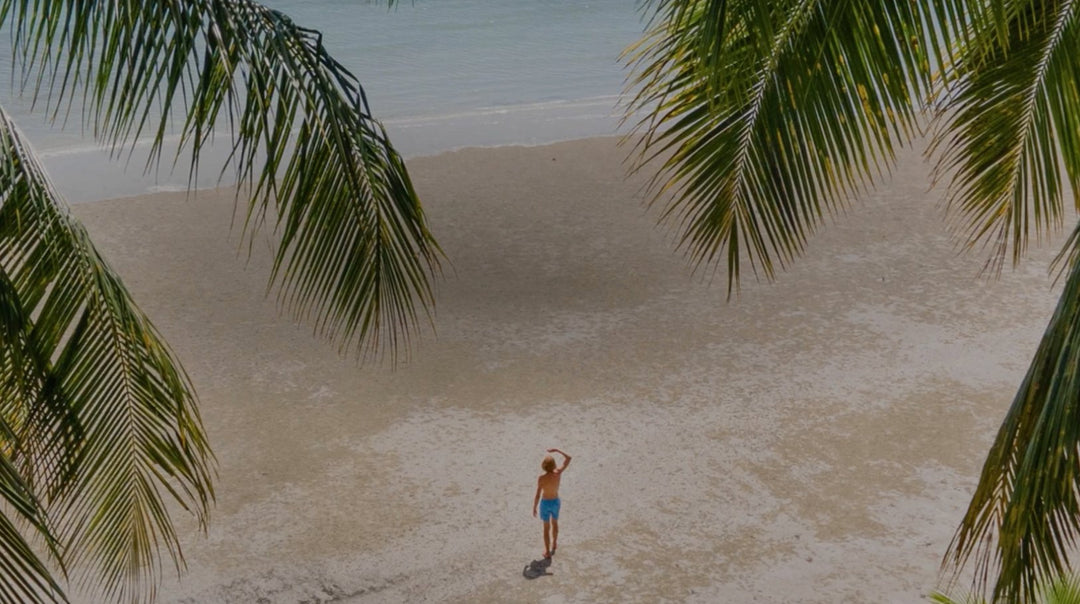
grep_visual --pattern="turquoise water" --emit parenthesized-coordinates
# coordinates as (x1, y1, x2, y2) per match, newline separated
(0, 0, 646, 201)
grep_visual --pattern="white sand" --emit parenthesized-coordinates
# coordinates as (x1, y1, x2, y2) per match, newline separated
(71, 137, 1062, 603)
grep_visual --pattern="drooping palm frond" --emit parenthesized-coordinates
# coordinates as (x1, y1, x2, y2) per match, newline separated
(934, 570, 1080, 604)
(1045, 572, 1080, 604)
(0, 110, 214, 603)
(623, 0, 938, 293)
(927, 1, 1080, 601)
(0, 253, 74, 604)
(0, 250, 81, 506)
(943, 247, 1080, 604)
(0, 0, 440, 599)
(0, 300, 66, 604)
(0, 433, 65, 604)
(0, 0, 441, 361)
(930, 0, 1080, 273)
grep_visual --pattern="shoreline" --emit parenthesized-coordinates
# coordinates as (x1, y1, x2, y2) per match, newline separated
(33, 94, 630, 204)
(70, 136, 1061, 602)
(62, 132, 632, 207)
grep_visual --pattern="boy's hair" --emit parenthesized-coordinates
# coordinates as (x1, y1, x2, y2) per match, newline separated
(541, 455, 556, 472)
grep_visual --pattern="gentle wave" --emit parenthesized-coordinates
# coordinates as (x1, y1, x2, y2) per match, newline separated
(384, 95, 623, 126)
(32, 95, 626, 160)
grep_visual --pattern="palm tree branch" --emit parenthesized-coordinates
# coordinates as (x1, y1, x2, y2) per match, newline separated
(1, 0, 441, 362)
(0, 282, 68, 604)
(624, 0, 935, 294)
(943, 237, 1080, 603)
(0, 261, 83, 506)
(931, 0, 1080, 273)
(0, 444, 66, 604)
(0, 109, 214, 604)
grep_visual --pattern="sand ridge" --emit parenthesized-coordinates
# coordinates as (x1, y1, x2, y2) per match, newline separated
(70, 137, 1062, 602)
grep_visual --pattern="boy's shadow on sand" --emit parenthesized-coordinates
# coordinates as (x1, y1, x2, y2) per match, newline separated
(522, 556, 553, 579)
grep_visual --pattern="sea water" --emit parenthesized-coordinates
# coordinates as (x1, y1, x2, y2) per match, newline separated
(0, 0, 646, 202)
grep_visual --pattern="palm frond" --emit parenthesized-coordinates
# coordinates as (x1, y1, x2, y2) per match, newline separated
(0, 313, 66, 604)
(934, 571, 1080, 604)
(0, 0, 441, 361)
(943, 248, 1080, 604)
(1044, 572, 1080, 604)
(929, 0, 1080, 273)
(0, 257, 81, 506)
(0, 259, 75, 604)
(623, 0, 937, 294)
(0, 443, 65, 604)
(0, 109, 214, 604)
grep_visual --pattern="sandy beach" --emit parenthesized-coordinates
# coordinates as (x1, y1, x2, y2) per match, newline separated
(70, 136, 1063, 603)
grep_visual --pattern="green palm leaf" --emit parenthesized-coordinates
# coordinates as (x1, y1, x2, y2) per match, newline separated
(929, 0, 1080, 274)
(927, 2, 1080, 602)
(0, 441, 65, 604)
(1, 0, 441, 599)
(0, 248, 75, 604)
(944, 244, 1080, 604)
(623, 0, 936, 293)
(1046, 572, 1080, 604)
(625, 1, 1080, 599)
(0, 109, 214, 603)
(0, 290, 66, 603)
(1, 0, 441, 361)
(935, 571, 1080, 604)
(0, 251, 81, 506)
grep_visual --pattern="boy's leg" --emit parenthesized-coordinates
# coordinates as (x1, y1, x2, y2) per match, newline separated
(542, 521, 551, 557)
(551, 518, 559, 553)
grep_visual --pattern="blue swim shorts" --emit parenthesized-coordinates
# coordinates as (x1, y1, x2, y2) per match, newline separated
(539, 497, 561, 522)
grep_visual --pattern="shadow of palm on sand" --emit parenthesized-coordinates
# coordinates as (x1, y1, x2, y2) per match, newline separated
(522, 556, 553, 579)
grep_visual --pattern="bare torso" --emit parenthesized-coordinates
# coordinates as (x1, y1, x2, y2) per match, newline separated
(538, 471, 562, 500)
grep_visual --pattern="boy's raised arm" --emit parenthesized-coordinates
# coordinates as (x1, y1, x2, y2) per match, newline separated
(547, 448, 571, 472)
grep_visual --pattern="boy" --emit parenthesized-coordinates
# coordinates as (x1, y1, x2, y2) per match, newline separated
(532, 447, 571, 558)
